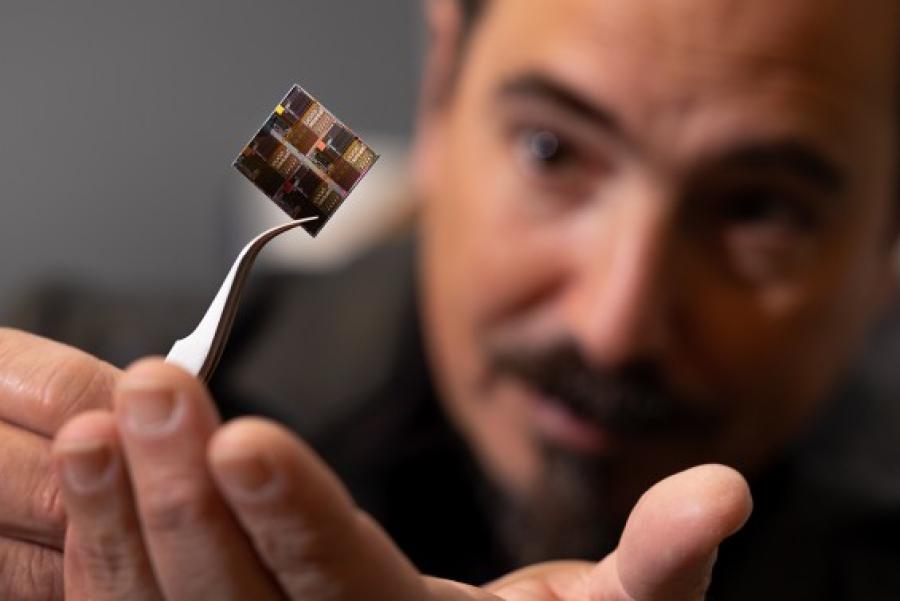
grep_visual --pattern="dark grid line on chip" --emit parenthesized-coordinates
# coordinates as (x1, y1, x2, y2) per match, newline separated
(233, 84, 379, 236)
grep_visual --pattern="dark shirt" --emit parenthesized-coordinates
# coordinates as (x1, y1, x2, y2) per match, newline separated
(208, 236, 900, 599)
(14, 235, 900, 599)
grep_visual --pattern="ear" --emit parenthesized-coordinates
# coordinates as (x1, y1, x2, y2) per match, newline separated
(411, 0, 469, 201)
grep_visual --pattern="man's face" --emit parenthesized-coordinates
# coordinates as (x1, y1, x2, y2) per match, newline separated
(416, 0, 899, 544)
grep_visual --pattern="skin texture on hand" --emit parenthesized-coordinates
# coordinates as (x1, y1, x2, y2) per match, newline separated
(52, 357, 752, 601)
(54, 359, 431, 601)
(0, 328, 120, 601)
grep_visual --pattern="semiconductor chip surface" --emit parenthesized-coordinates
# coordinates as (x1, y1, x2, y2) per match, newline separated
(234, 84, 379, 236)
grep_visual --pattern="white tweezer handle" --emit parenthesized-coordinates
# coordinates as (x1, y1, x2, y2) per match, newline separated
(166, 216, 319, 382)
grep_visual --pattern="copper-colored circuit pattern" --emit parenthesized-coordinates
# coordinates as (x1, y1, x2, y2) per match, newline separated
(233, 84, 379, 236)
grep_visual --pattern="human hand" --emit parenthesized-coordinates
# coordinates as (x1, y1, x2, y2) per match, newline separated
(480, 466, 752, 601)
(0, 328, 121, 600)
(53, 357, 752, 601)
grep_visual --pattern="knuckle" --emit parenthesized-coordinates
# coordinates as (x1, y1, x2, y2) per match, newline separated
(253, 522, 343, 600)
(41, 353, 116, 420)
(249, 507, 366, 576)
(0, 328, 116, 422)
(254, 520, 323, 570)
(0, 539, 63, 601)
(139, 481, 219, 535)
(27, 468, 66, 534)
(281, 569, 343, 601)
(0, 432, 66, 545)
(77, 531, 146, 596)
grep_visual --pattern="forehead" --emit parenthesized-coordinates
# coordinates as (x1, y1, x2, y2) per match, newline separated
(470, 0, 899, 158)
(480, 0, 898, 88)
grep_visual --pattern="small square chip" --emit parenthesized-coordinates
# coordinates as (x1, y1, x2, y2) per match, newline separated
(233, 84, 379, 236)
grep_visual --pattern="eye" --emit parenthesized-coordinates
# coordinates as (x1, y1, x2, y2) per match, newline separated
(706, 184, 823, 283)
(526, 130, 562, 164)
(503, 120, 611, 203)
(516, 128, 574, 171)
(720, 186, 815, 232)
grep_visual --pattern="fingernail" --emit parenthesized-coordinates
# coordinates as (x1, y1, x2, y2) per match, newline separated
(121, 384, 180, 435)
(59, 442, 115, 494)
(216, 456, 280, 501)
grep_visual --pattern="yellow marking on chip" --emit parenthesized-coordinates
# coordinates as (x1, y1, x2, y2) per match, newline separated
(275, 104, 285, 115)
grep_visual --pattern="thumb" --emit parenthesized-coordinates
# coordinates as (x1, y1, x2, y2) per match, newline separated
(593, 464, 752, 601)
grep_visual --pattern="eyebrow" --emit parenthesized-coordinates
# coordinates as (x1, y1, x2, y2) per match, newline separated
(498, 74, 846, 195)
(714, 140, 847, 195)
(497, 73, 632, 145)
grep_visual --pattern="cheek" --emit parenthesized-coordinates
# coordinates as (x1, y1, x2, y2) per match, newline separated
(418, 117, 572, 495)
(425, 110, 570, 339)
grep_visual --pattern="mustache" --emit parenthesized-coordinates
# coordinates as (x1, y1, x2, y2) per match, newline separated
(487, 340, 717, 436)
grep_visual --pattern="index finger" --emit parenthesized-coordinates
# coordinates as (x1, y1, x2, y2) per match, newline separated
(0, 328, 120, 436)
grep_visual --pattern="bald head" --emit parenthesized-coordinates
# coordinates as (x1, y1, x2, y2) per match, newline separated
(451, 0, 900, 107)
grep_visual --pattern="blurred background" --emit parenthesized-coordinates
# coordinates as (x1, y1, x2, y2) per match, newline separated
(0, 0, 422, 318)
(3, 0, 900, 400)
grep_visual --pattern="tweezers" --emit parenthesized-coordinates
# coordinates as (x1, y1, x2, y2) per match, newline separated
(166, 216, 319, 382)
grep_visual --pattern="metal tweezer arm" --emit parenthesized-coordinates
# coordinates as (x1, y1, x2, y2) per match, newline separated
(166, 216, 319, 382)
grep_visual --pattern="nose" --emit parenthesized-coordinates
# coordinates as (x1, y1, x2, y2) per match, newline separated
(562, 186, 673, 368)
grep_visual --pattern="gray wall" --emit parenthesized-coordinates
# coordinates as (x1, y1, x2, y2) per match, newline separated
(0, 0, 421, 317)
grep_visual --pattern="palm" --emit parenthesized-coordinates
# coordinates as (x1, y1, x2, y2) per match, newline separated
(486, 561, 595, 600)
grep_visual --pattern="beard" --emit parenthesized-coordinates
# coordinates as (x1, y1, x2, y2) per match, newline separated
(478, 337, 722, 565)
(488, 442, 620, 566)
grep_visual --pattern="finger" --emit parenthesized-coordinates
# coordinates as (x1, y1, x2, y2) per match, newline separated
(209, 418, 430, 601)
(0, 329, 117, 599)
(592, 464, 752, 601)
(0, 537, 63, 601)
(53, 410, 163, 601)
(0, 328, 119, 435)
(113, 358, 282, 601)
(0, 421, 65, 549)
